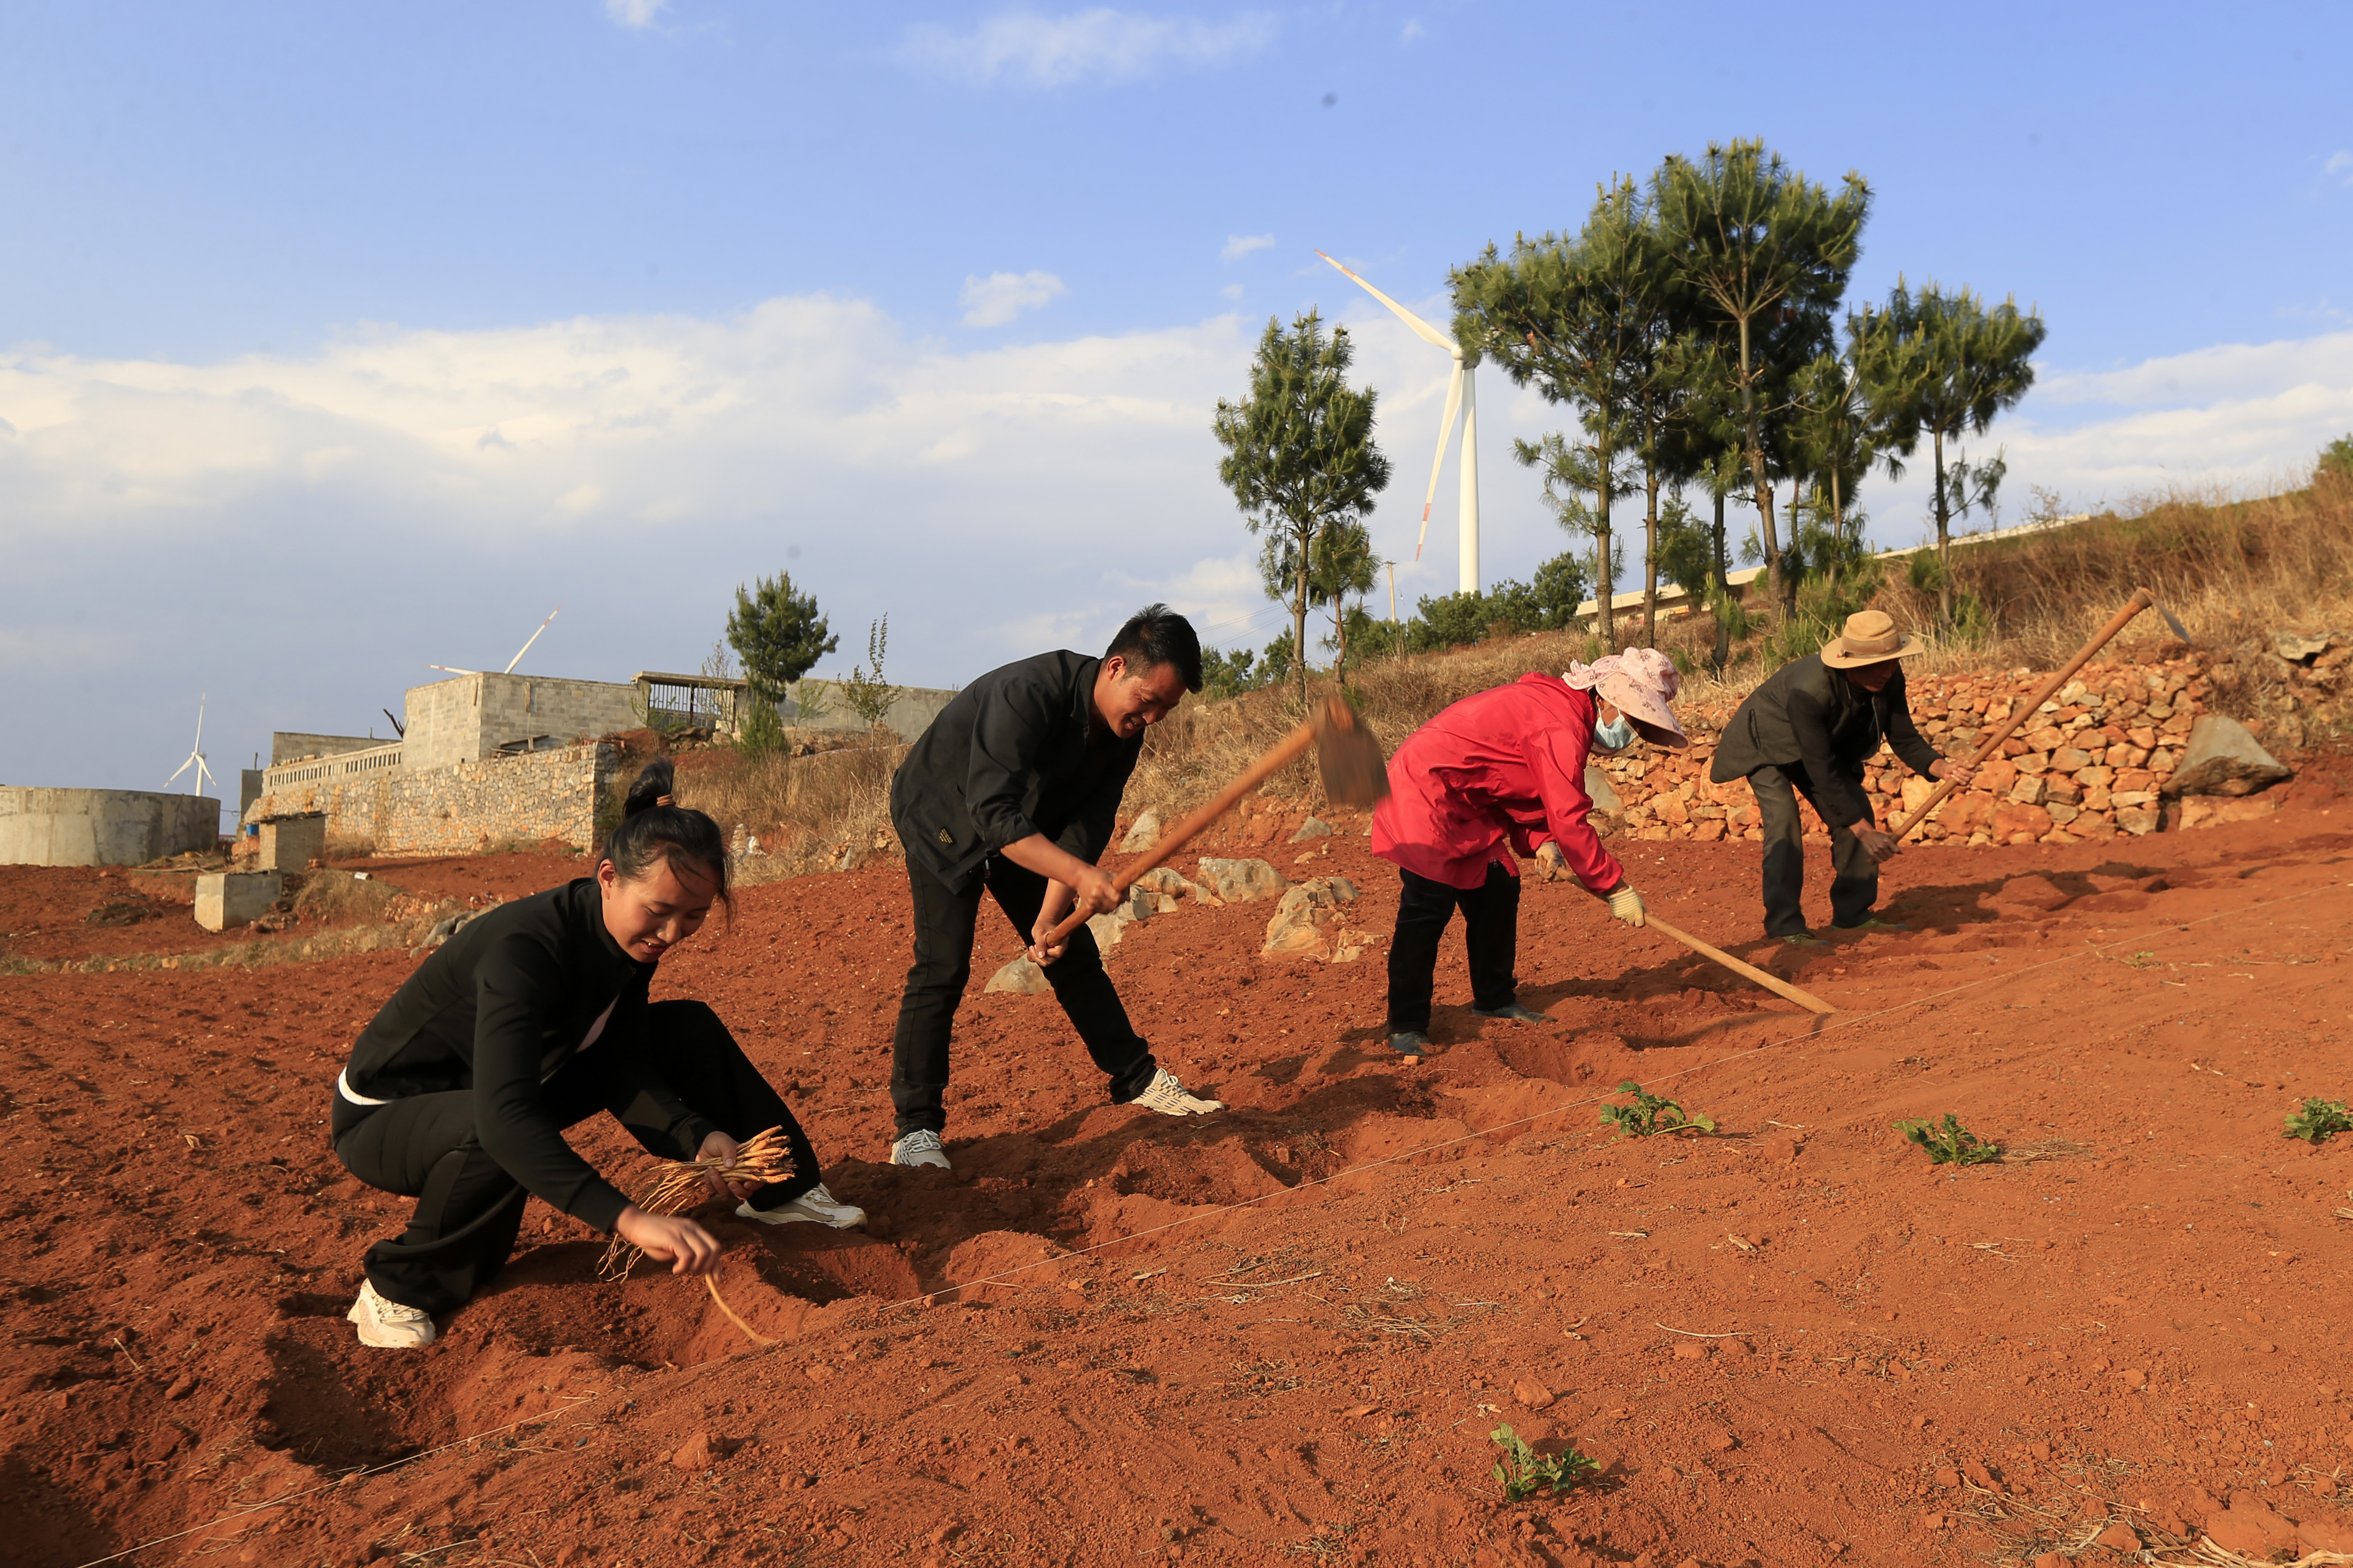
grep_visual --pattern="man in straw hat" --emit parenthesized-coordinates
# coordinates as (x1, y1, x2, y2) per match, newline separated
(1710, 610, 1974, 945)
(1370, 650, 1687, 1056)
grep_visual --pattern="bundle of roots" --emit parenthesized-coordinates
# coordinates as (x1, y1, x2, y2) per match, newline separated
(597, 1124, 798, 1281)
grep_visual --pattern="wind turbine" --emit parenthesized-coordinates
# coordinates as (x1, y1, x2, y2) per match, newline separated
(166, 695, 218, 798)
(1316, 251, 1481, 594)
(427, 607, 562, 678)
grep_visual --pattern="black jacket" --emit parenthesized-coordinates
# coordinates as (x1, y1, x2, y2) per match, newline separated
(1709, 655, 1942, 828)
(338, 877, 715, 1232)
(890, 650, 1139, 892)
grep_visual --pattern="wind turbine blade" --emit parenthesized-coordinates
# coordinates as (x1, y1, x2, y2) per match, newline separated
(427, 665, 481, 677)
(1314, 251, 1458, 353)
(504, 607, 562, 675)
(1415, 361, 1466, 563)
(167, 756, 194, 786)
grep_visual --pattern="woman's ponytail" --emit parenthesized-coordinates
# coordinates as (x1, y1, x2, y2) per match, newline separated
(601, 758, 731, 910)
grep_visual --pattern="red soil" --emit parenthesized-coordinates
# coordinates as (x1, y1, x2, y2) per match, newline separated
(5, 792, 2353, 1568)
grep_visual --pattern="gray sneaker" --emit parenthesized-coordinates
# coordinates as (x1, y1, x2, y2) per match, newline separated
(889, 1130, 952, 1170)
(1387, 1030, 1430, 1057)
(1473, 1003, 1548, 1023)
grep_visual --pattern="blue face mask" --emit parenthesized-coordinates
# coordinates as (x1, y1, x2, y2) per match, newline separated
(1593, 712, 1636, 751)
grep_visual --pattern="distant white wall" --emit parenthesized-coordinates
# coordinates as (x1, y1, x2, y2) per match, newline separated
(403, 674, 642, 769)
(0, 787, 220, 866)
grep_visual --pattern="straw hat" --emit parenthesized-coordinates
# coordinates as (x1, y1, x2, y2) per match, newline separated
(1818, 610, 1922, 669)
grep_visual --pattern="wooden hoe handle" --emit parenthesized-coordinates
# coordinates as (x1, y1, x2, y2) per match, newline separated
(1644, 913, 1838, 1015)
(1887, 588, 2156, 843)
(1034, 716, 1321, 953)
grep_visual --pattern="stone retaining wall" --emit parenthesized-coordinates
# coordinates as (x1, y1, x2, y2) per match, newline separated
(1600, 657, 2210, 847)
(246, 744, 619, 855)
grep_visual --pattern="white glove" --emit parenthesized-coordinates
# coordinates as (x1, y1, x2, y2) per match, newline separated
(1606, 884, 1647, 927)
(1535, 842, 1567, 882)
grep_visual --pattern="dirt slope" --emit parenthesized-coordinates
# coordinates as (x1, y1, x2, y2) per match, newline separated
(3, 797, 2351, 1568)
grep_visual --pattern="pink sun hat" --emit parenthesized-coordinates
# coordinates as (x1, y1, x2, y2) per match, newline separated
(1563, 647, 1688, 750)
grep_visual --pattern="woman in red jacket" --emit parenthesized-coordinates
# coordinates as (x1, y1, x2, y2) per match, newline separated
(1370, 650, 1686, 1056)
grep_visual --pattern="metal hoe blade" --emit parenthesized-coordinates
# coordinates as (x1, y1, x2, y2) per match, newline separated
(1312, 698, 1390, 808)
(2156, 602, 2192, 643)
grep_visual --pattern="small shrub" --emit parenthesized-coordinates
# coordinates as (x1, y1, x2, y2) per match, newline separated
(2283, 1097, 2352, 1144)
(1599, 1081, 1716, 1138)
(1490, 1425, 1598, 1503)
(1895, 1113, 2002, 1165)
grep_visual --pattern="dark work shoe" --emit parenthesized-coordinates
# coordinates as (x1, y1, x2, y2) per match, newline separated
(1387, 1030, 1430, 1057)
(1835, 918, 1910, 934)
(1473, 1003, 1549, 1024)
(1779, 931, 1831, 948)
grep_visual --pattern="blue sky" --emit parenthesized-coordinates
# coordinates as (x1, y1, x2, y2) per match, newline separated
(3, 2, 2350, 797)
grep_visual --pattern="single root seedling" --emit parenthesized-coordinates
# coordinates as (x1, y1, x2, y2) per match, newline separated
(1490, 1424, 1598, 1503)
(1599, 1082, 1716, 1138)
(2283, 1097, 2353, 1144)
(1895, 1113, 2003, 1166)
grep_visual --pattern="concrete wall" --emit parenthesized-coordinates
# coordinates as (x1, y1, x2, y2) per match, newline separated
(776, 680, 958, 742)
(271, 732, 381, 765)
(404, 673, 642, 770)
(0, 787, 221, 867)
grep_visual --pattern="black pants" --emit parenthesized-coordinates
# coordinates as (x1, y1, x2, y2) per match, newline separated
(889, 856, 1158, 1137)
(331, 1001, 818, 1315)
(1749, 762, 1880, 937)
(1386, 862, 1522, 1033)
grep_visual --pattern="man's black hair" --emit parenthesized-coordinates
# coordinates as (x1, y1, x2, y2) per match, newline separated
(1105, 603, 1203, 694)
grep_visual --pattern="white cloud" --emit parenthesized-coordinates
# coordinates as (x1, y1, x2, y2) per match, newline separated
(1219, 282, 1244, 302)
(2327, 150, 2353, 185)
(1220, 232, 1275, 261)
(959, 269, 1068, 327)
(4, 289, 2344, 789)
(899, 9, 1277, 87)
(604, 0, 668, 28)
(1400, 17, 1425, 42)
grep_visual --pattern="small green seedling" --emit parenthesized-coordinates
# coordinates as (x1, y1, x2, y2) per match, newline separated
(1894, 1113, 2003, 1166)
(1599, 1082, 1716, 1138)
(2283, 1097, 2353, 1144)
(1490, 1424, 1599, 1503)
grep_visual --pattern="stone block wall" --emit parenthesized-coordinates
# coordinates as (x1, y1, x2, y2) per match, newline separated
(245, 745, 618, 855)
(372, 743, 621, 855)
(1598, 657, 2210, 847)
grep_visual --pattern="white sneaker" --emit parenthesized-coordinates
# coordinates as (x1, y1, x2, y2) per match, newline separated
(890, 1129, 952, 1170)
(347, 1280, 437, 1350)
(736, 1182, 867, 1230)
(1125, 1067, 1224, 1116)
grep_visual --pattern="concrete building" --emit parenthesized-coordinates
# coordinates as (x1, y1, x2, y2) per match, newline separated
(0, 786, 221, 867)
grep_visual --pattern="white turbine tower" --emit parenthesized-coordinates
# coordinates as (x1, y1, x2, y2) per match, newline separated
(1316, 251, 1480, 595)
(167, 695, 217, 797)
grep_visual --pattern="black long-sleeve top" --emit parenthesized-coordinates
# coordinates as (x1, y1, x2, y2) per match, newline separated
(337, 877, 715, 1232)
(890, 650, 1139, 892)
(1708, 654, 1943, 828)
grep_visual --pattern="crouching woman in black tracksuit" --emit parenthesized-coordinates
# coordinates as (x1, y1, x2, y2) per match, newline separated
(331, 760, 861, 1350)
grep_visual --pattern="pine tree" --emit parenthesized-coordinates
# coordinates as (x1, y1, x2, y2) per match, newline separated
(1213, 312, 1392, 707)
(1652, 140, 1870, 621)
(1862, 279, 2046, 624)
(725, 571, 838, 737)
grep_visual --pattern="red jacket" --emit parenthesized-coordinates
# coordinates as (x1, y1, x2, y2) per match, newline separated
(1371, 672, 1626, 893)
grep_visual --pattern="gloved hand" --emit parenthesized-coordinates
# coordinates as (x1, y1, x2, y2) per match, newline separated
(1535, 841, 1567, 882)
(1605, 884, 1646, 927)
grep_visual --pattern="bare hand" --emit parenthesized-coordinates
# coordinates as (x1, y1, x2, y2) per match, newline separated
(695, 1130, 760, 1202)
(1854, 825, 1902, 863)
(1070, 864, 1120, 917)
(614, 1206, 724, 1275)
(1931, 757, 1976, 788)
(1535, 842, 1567, 883)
